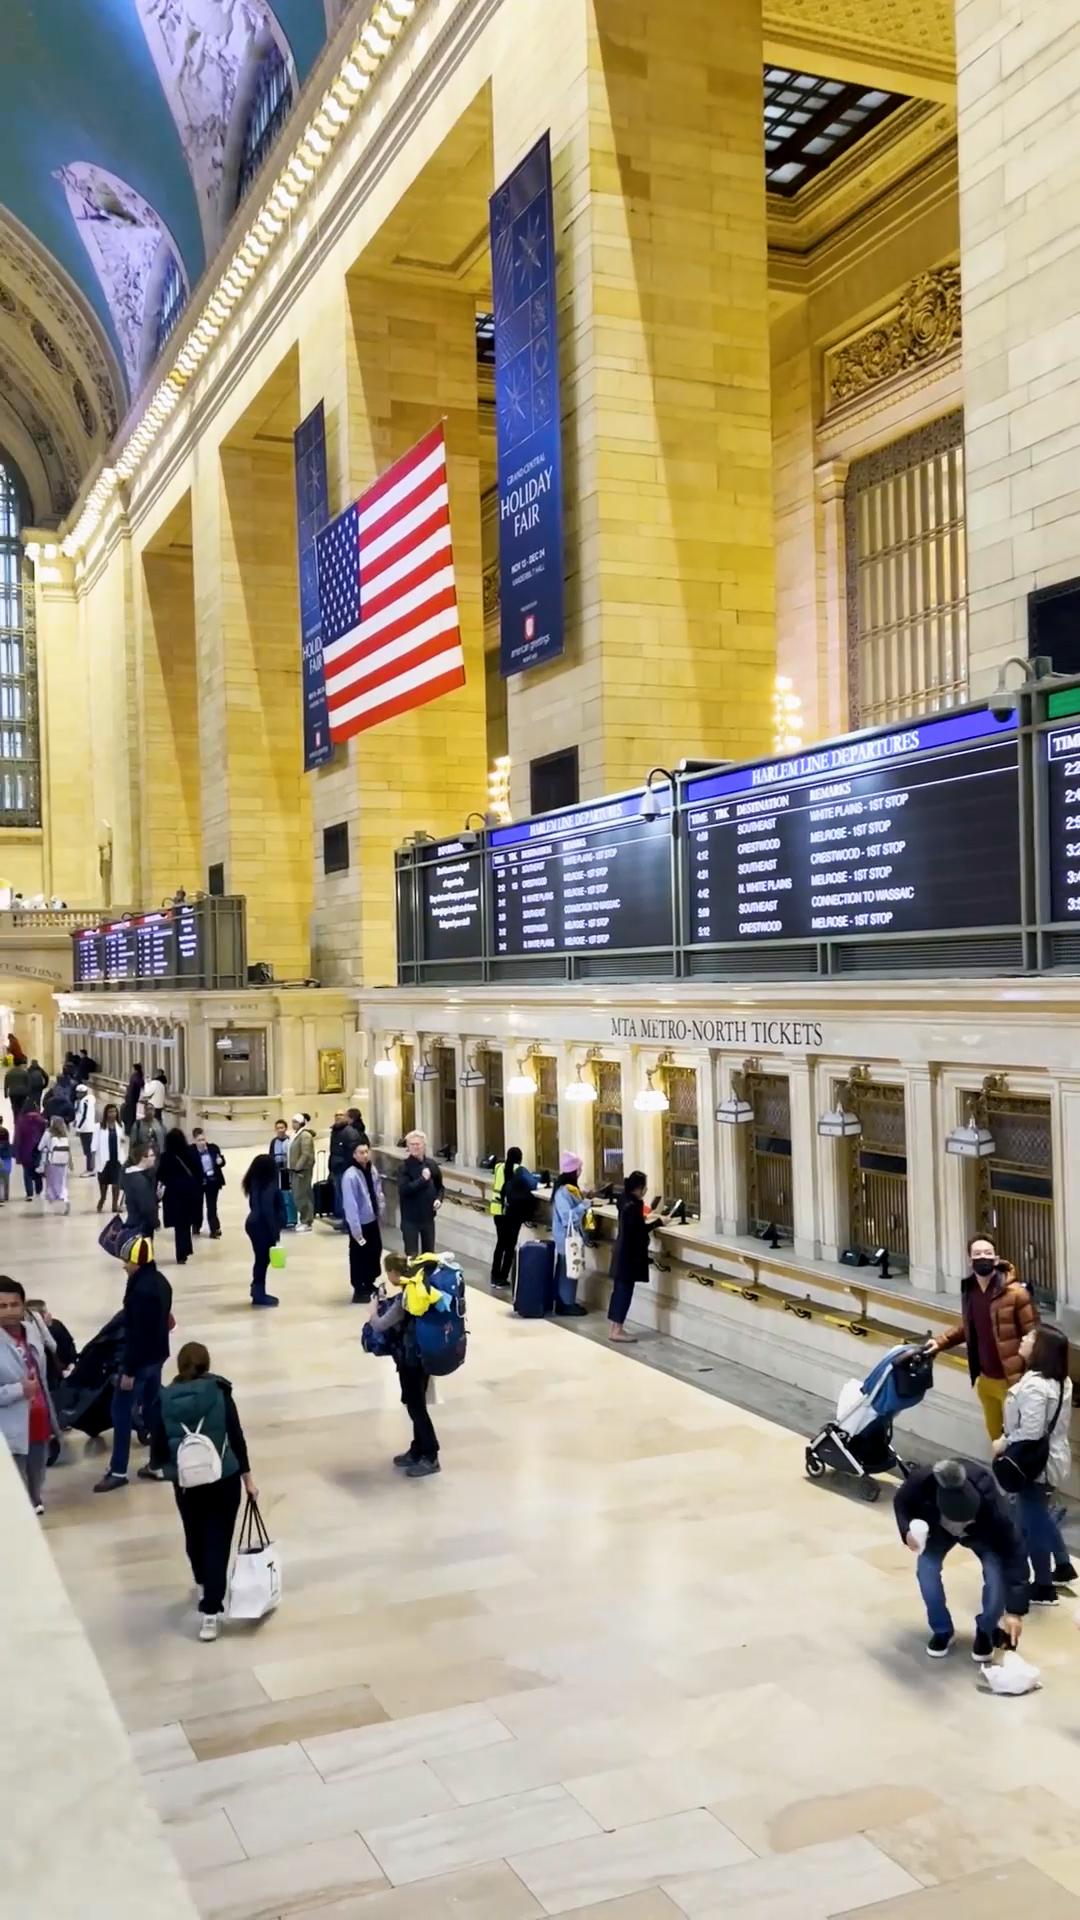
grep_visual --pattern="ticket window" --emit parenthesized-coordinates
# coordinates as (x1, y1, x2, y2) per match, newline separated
(843, 1080, 910, 1268)
(744, 1071, 793, 1236)
(213, 1029, 267, 1097)
(534, 1054, 560, 1175)
(400, 1044, 416, 1140)
(434, 1043, 457, 1160)
(661, 1066, 700, 1216)
(974, 1090, 1056, 1310)
(592, 1061, 624, 1191)
(480, 1048, 505, 1161)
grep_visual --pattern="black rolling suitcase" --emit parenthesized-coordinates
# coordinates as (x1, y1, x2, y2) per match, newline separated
(310, 1146, 333, 1219)
(514, 1238, 556, 1317)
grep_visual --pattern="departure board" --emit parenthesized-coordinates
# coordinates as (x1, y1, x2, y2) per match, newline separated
(489, 793, 673, 957)
(73, 928, 104, 985)
(418, 841, 485, 963)
(683, 709, 1020, 945)
(1045, 722, 1080, 921)
(69, 898, 245, 990)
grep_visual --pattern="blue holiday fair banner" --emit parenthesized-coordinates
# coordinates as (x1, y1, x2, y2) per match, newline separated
(489, 130, 565, 678)
(294, 401, 332, 770)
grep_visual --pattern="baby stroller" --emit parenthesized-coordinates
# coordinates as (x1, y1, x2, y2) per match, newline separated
(58, 1311, 124, 1440)
(804, 1343, 934, 1501)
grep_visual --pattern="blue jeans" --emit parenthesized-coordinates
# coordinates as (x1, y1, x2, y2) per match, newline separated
(1015, 1484, 1068, 1584)
(916, 1536, 1005, 1637)
(109, 1362, 162, 1478)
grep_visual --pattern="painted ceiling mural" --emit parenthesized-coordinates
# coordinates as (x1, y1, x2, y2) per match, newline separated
(0, 0, 329, 514)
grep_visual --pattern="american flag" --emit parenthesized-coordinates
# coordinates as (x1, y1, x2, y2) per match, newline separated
(316, 423, 465, 742)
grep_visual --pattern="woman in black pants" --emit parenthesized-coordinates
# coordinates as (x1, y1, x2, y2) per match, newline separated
(383, 1251, 440, 1478)
(150, 1341, 258, 1642)
(608, 1171, 661, 1344)
(157, 1127, 200, 1265)
(242, 1153, 287, 1308)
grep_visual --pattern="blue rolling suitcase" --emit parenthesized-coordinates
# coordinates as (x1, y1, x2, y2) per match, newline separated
(514, 1238, 556, 1317)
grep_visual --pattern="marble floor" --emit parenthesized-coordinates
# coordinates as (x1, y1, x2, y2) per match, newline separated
(10, 1177, 1080, 1919)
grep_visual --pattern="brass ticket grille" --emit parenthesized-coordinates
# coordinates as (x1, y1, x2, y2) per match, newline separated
(479, 1048, 504, 1161)
(400, 1043, 416, 1138)
(535, 1054, 560, 1175)
(592, 1060, 624, 1189)
(846, 1080, 910, 1261)
(661, 1066, 700, 1216)
(745, 1071, 793, 1233)
(434, 1044, 457, 1159)
(975, 1091, 1055, 1309)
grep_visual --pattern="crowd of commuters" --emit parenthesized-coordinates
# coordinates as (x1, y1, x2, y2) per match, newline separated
(2, 1044, 1075, 1666)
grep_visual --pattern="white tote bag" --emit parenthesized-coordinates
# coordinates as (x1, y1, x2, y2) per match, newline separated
(227, 1495, 282, 1620)
(564, 1223, 587, 1283)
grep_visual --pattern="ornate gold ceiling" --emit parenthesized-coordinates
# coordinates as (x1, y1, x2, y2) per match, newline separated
(764, 0, 955, 96)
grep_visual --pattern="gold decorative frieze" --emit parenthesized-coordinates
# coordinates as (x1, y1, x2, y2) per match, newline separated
(824, 263, 960, 412)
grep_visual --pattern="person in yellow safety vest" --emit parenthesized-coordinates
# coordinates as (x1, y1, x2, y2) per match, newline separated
(489, 1145, 541, 1289)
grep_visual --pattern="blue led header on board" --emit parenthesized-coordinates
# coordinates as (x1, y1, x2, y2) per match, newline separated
(683, 707, 1016, 807)
(488, 788, 671, 851)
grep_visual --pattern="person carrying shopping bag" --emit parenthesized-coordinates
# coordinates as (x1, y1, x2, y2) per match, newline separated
(994, 1323, 1076, 1602)
(242, 1153, 287, 1308)
(148, 1341, 258, 1642)
(552, 1153, 590, 1316)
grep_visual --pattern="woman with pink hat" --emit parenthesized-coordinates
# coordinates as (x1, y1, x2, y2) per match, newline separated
(552, 1151, 590, 1315)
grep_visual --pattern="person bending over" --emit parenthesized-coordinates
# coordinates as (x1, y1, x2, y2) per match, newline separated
(894, 1455, 1028, 1661)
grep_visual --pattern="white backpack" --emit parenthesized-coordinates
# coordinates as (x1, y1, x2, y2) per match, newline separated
(176, 1419, 224, 1489)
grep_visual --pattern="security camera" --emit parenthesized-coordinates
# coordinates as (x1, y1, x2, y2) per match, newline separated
(988, 685, 1017, 722)
(639, 787, 659, 823)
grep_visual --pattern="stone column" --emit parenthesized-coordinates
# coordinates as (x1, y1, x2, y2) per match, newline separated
(814, 460, 850, 740)
(957, 6, 1080, 683)
(191, 442, 311, 979)
(903, 1065, 939, 1292)
(136, 539, 202, 903)
(786, 1058, 819, 1260)
(490, 0, 776, 807)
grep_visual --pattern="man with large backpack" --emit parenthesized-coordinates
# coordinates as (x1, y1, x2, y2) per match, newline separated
(380, 1250, 467, 1478)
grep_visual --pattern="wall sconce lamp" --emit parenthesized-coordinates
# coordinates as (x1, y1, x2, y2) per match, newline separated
(944, 1074, 1005, 1158)
(634, 1050, 673, 1114)
(506, 1042, 542, 1098)
(413, 1046, 439, 1084)
(565, 1046, 601, 1105)
(817, 1064, 870, 1139)
(715, 1063, 754, 1126)
(373, 1034, 403, 1079)
(459, 1048, 487, 1090)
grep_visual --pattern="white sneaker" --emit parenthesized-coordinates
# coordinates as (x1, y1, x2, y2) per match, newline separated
(295, 1223, 311, 1233)
(33, 1503, 44, 1516)
(198, 1613, 220, 1642)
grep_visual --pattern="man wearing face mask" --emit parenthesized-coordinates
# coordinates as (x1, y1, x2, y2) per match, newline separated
(927, 1236, 1037, 1443)
(894, 1457, 1029, 1661)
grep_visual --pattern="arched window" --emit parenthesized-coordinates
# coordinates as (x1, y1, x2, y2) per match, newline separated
(236, 42, 293, 207)
(0, 462, 39, 824)
(153, 251, 186, 361)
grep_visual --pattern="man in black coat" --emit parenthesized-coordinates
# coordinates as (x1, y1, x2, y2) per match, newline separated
(26, 1059, 47, 1110)
(894, 1457, 1029, 1661)
(398, 1129, 443, 1257)
(94, 1240, 172, 1493)
(122, 1140, 160, 1240)
(328, 1110, 362, 1233)
(3, 1059, 29, 1121)
(191, 1127, 226, 1238)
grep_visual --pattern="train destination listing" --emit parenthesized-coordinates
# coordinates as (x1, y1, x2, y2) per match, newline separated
(1046, 724, 1080, 923)
(489, 793, 673, 957)
(419, 842, 485, 962)
(683, 708, 1020, 945)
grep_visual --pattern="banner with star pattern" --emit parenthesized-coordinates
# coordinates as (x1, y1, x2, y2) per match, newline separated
(489, 131, 565, 678)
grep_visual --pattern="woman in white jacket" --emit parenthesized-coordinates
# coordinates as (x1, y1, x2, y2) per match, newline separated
(74, 1083, 96, 1176)
(996, 1324, 1075, 1603)
(91, 1102, 128, 1215)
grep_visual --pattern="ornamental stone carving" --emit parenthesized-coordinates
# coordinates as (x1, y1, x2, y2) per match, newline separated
(825, 264, 961, 412)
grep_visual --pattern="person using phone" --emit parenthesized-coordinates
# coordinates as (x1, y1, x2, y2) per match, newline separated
(398, 1130, 443, 1258)
(607, 1171, 662, 1343)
